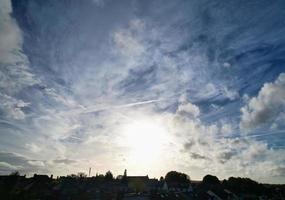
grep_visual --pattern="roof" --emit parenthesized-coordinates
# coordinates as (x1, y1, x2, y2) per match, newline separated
(166, 182, 190, 188)
(207, 190, 223, 200)
(127, 176, 149, 182)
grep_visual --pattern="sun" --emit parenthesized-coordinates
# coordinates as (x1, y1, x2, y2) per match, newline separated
(120, 118, 169, 165)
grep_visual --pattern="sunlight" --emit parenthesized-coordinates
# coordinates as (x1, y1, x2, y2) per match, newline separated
(121, 118, 169, 165)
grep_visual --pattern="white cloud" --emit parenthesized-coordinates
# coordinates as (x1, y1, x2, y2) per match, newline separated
(177, 102, 200, 117)
(28, 160, 45, 167)
(222, 86, 239, 101)
(25, 143, 42, 153)
(240, 73, 285, 131)
(0, 152, 48, 175)
(113, 19, 145, 58)
(0, 161, 22, 171)
(0, 93, 30, 120)
(33, 113, 81, 140)
(44, 87, 82, 108)
(201, 83, 219, 99)
(220, 123, 233, 136)
(0, 0, 39, 94)
(0, 63, 39, 94)
(0, 0, 23, 64)
(195, 83, 239, 101)
(176, 94, 200, 117)
(168, 105, 285, 182)
(223, 62, 231, 68)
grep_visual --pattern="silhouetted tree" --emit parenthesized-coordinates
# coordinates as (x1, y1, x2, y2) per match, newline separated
(95, 174, 105, 182)
(77, 172, 87, 178)
(202, 174, 220, 185)
(9, 171, 20, 176)
(222, 177, 264, 195)
(105, 171, 113, 181)
(68, 173, 77, 178)
(165, 171, 190, 184)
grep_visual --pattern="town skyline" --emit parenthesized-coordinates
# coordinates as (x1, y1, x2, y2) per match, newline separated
(1, 170, 284, 199)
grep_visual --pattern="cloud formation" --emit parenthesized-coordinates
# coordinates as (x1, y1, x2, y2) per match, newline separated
(0, 0, 38, 94)
(240, 73, 285, 131)
(0, 0, 284, 183)
(0, 0, 22, 64)
(175, 107, 285, 182)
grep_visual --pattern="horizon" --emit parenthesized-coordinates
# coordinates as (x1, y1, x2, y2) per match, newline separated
(1, 167, 284, 185)
(2, 169, 280, 185)
(0, 0, 285, 185)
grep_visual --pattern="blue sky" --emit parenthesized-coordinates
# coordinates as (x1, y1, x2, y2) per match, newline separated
(0, 0, 285, 183)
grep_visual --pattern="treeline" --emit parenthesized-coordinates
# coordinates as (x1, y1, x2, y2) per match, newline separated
(196, 174, 285, 199)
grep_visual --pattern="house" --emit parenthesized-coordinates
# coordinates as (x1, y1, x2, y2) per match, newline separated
(127, 176, 150, 193)
(207, 190, 223, 200)
(224, 189, 239, 200)
(164, 181, 193, 193)
(161, 181, 168, 191)
(148, 178, 160, 191)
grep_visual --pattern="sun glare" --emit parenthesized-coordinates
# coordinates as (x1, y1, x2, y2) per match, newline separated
(121, 118, 169, 165)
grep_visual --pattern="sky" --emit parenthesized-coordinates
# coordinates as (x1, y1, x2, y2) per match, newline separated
(0, 0, 285, 184)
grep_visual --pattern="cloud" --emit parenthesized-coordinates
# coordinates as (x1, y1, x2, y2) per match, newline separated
(0, 0, 22, 64)
(0, 93, 30, 120)
(0, 152, 48, 175)
(28, 160, 45, 167)
(0, 0, 39, 94)
(177, 103, 200, 117)
(0, 162, 22, 171)
(222, 86, 240, 101)
(190, 152, 208, 160)
(220, 123, 233, 136)
(53, 159, 77, 165)
(0, 152, 81, 175)
(240, 73, 285, 131)
(25, 143, 42, 153)
(275, 167, 285, 176)
(0, 63, 39, 94)
(177, 95, 200, 117)
(194, 83, 239, 101)
(113, 19, 145, 58)
(170, 103, 285, 181)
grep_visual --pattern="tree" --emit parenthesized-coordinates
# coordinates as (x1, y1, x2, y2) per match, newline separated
(9, 171, 20, 176)
(223, 177, 263, 194)
(105, 171, 113, 181)
(77, 172, 87, 178)
(116, 175, 123, 180)
(202, 174, 220, 185)
(67, 174, 77, 178)
(165, 171, 190, 184)
(95, 174, 105, 181)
